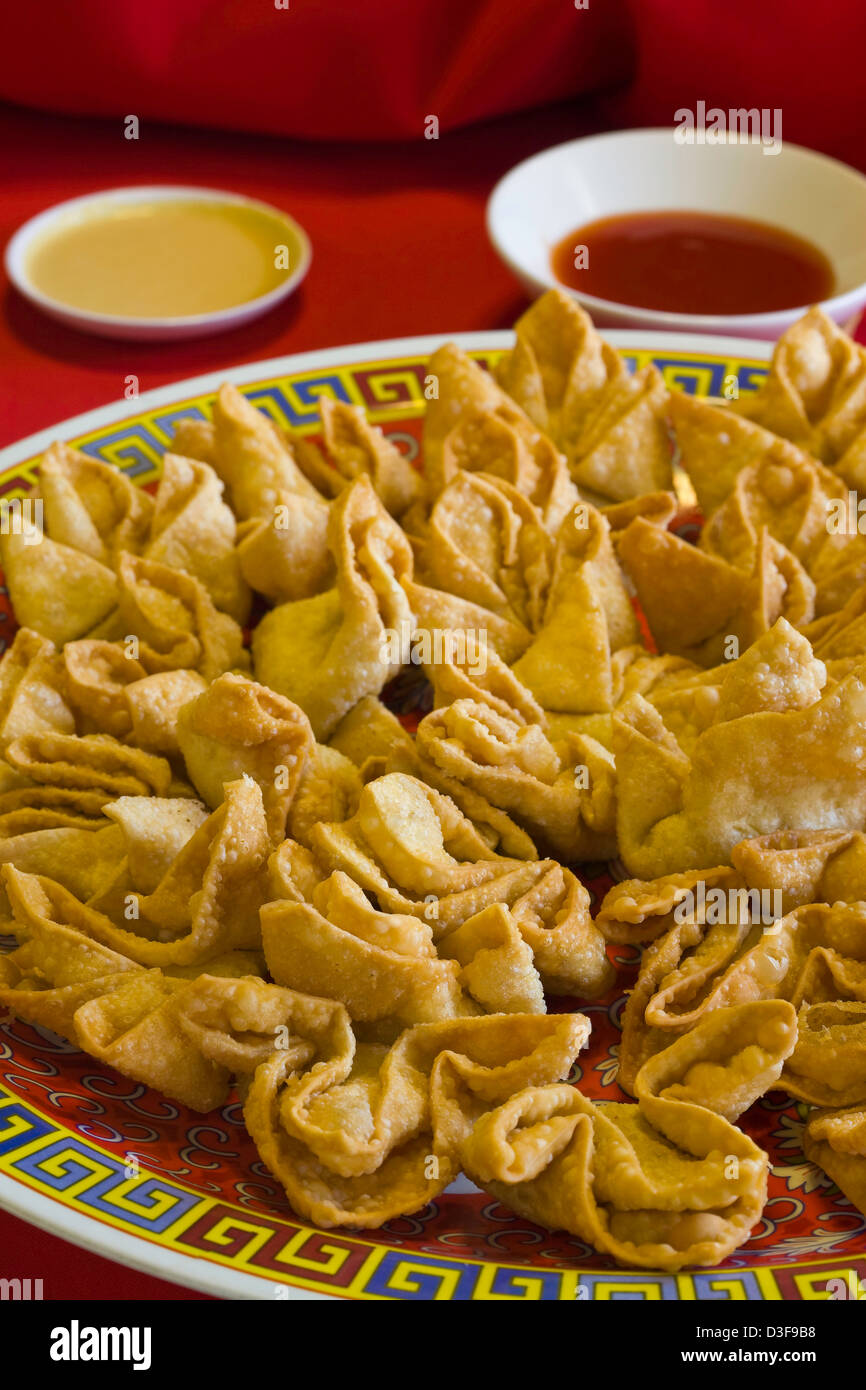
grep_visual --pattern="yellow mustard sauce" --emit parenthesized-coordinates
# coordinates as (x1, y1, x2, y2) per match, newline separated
(25, 199, 293, 318)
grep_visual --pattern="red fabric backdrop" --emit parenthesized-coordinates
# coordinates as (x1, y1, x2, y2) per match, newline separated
(2, 0, 865, 160)
(0, 0, 634, 142)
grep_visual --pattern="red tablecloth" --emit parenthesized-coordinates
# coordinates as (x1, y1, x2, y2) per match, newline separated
(1, 90, 865, 1299)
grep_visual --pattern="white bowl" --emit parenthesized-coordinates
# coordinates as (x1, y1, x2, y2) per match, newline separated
(486, 128, 866, 339)
(4, 185, 312, 341)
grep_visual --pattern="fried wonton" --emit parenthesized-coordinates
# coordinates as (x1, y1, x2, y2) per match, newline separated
(262, 863, 545, 1032)
(431, 409, 578, 540)
(170, 416, 218, 466)
(0, 820, 127, 907)
(262, 868, 467, 1030)
(784, 1000, 866, 1107)
(143, 453, 251, 622)
(311, 397, 422, 517)
(566, 365, 672, 502)
(0, 447, 161, 643)
(177, 673, 315, 840)
(494, 288, 625, 455)
(38, 443, 152, 561)
(189, 387, 333, 605)
(423, 342, 567, 511)
(730, 829, 866, 913)
(419, 470, 550, 631)
(459, 1001, 793, 1270)
(412, 696, 616, 860)
(614, 632, 866, 877)
(0, 888, 142, 1042)
(0, 628, 74, 748)
(733, 306, 866, 463)
(511, 503, 639, 714)
(596, 864, 745, 945)
(669, 389, 815, 518)
(618, 897, 866, 1093)
(804, 1104, 866, 1215)
(61, 639, 147, 737)
(285, 744, 362, 848)
(327, 695, 414, 773)
(0, 894, 338, 1110)
(103, 794, 208, 893)
(210, 382, 325, 518)
(116, 552, 248, 680)
(619, 517, 814, 665)
(699, 448, 841, 569)
(124, 669, 211, 754)
(244, 1010, 589, 1228)
(79, 972, 333, 1107)
(699, 446, 866, 618)
(428, 639, 546, 725)
(305, 771, 613, 996)
(2, 776, 270, 968)
(5, 731, 174, 805)
(252, 475, 414, 738)
(0, 528, 119, 646)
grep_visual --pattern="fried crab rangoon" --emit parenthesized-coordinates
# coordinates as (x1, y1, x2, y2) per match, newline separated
(5, 298, 866, 1270)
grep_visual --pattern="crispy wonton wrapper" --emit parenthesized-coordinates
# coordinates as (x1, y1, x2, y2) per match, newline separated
(210, 382, 324, 518)
(459, 1001, 794, 1270)
(327, 695, 414, 773)
(784, 1000, 866, 1107)
(2, 776, 270, 968)
(420, 470, 549, 631)
(804, 1104, 866, 1215)
(612, 620, 866, 878)
(566, 365, 672, 502)
(252, 475, 414, 738)
(0, 529, 118, 646)
(618, 896, 866, 1093)
(512, 503, 638, 714)
(494, 288, 625, 455)
(0, 628, 74, 747)
(116, 551, 248, 680)
(619, 517, 814, 665)
(0, 445, 162, 643)
(262, 867, 544, 1031)
(730, 829, 866, 912)
(177, 673, 315, 840)
(143, 453, 251, 622)
(244, 1010, 589, 1228)
(733, 306, 866, 464)
(412, 696, 616, 860)
(5, 731, 175, 805)
(669, 389, 815, 518)
(314, 397, 421, 517)
(305, 771, 613, 996)
(37, 443, 152, 561)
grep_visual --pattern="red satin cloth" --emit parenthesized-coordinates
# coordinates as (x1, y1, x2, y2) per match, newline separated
(0, 0, 633, 142)
(2, 0, 865, 160)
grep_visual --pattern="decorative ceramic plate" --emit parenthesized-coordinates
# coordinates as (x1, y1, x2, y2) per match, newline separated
(2, 331, 863, 1302)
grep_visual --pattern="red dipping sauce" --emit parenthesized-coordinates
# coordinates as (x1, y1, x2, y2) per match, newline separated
(551, 210, 835, 315)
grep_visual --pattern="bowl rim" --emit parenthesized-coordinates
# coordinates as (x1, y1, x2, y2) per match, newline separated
(486, 127, 866, 329)
(3, 183, 313, 331)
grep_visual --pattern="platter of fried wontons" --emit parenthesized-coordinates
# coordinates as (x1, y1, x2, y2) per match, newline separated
(2, 293, 866, 1301)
